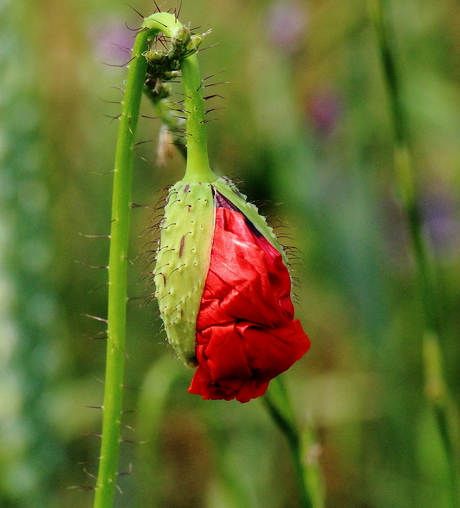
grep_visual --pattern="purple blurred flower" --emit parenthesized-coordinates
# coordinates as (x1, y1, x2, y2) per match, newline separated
(265, 1, 308, 54)
(384, 185, 460, 266)
(420, 189, 460, 256)
(89, 19, 135, 64)
(307, 89, 343, 137)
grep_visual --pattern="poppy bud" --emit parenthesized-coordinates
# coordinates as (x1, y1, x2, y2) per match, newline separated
(154, 176, 310, 402)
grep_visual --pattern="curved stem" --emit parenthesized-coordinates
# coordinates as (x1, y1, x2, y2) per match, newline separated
(142, 50, 217, 173)
(94, 13, 183, 508)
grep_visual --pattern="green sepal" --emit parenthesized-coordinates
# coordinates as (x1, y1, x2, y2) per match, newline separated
(154, 180, 215, 366)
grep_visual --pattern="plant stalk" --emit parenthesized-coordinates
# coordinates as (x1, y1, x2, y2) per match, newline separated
(370, 1, 460, 504)
(263, 377, 324, 508)
(94, 13, 183, 508)
(180, 54, 216, 182)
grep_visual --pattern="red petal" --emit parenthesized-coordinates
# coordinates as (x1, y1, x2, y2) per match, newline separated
(189, 207, 310, 402)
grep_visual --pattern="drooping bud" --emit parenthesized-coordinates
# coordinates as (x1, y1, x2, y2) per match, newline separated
(146, 13, 309, 401)
(153, 175, 310, 403)
(154, 176, 282, 366)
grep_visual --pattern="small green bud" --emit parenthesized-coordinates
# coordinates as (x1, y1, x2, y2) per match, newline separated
(143, 26, 208, 84)
(171, 25, 192, 52)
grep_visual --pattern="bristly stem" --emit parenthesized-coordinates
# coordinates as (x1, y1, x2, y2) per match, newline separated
(370, 1, 460, 504)
(180, 54, 217, 183)
(93, 12, 182, 508)
(263, 377, 324, 508)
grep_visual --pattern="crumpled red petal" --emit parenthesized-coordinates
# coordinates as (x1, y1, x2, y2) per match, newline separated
(188, 206, 310, 403)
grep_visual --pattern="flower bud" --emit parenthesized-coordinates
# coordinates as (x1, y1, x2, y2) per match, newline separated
(154, 176, 310, 402)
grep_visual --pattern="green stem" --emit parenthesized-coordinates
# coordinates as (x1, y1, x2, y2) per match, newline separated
(370, 1, 460, 504)
(263, 377, 324, 508)
(180, 54, 217, 182)
(94, 12, 183, 508)
(142, 48, 216, 174)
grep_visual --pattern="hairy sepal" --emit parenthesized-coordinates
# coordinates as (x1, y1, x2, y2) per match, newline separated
(154, 181, 214, 366)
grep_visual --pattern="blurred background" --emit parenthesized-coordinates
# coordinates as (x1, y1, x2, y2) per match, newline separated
(1, 0, 460, 506)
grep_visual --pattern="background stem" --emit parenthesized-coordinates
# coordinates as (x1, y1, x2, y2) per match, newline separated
(370, 1, 460, 504)
(263, 377, 324, 508)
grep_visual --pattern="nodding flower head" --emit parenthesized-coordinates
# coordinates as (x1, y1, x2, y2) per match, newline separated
(153, 176, 310, 403)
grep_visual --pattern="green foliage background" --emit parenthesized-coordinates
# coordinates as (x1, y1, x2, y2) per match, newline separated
(1, 0, 460, 507)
